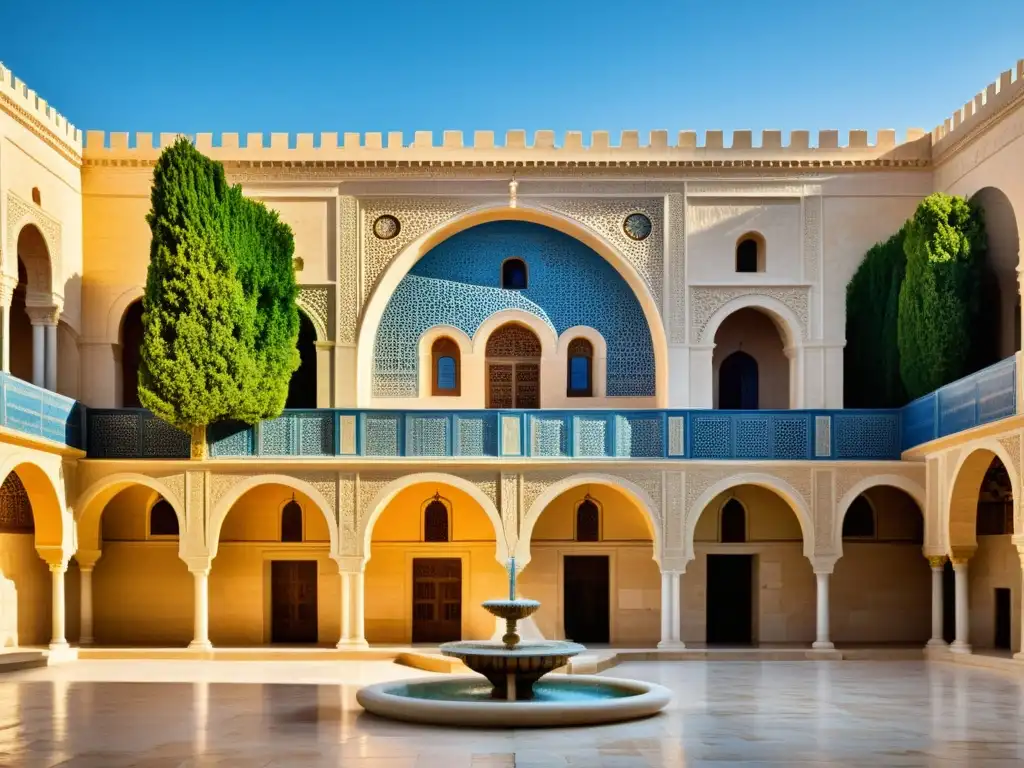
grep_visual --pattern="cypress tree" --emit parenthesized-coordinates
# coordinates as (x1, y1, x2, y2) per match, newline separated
(139, 138, 298, 456)
(897, 193, 986, 399)
(845, 227, 907, 408)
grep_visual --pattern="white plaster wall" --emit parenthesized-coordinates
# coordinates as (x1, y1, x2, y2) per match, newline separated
(686, 199, 801, 283)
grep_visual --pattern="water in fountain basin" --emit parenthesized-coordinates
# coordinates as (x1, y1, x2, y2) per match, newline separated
(392, 679, 634, 703)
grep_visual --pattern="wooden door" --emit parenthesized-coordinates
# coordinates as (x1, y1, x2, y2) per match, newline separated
(706, 555, 753, 645)
(563, 555, 610, 643)
(515, 363, 540, 408)
(487, 364, 514, 408)
(271, 561, 318, 644)
(412, 558, 462, 643)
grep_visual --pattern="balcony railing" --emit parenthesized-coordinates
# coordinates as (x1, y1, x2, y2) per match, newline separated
(899, 356, 1017, 451)
(85, 407, 904, 461)
(0, 373, 85, 449)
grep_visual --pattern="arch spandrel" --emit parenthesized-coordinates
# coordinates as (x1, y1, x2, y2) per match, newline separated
(946, 438, 1022, 553)
(74, 472, 187, 554)
(832, 473, 927, 558)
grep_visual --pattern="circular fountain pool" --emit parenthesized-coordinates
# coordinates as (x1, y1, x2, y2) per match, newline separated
(356, 673, 672, 727)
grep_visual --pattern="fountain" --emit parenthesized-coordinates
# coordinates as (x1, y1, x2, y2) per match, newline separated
(356, 557, 671, 727)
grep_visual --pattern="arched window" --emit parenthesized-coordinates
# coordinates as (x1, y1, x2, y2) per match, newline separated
(719, 351, 758, 409)
(424, 495, 450, 542)
(567, 338, 593, 397)
(720, 499, 746, 543)
(501, 258, 528, 290)
(31, 188, 41, 206)
(0, 472, 33, 533)
(431, 337, 461, 396)
(149, 499, 179, 537)
(576, 497, 600, 542)
(736, 234, 764, 273)
(286, 312, 317, 408)
(120, 300, 144, 407)
(281, 499, 303, 542)
(842, 496, 876, 539)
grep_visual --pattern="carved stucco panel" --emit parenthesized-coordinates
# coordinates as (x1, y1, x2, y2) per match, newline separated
(998, 433, 1022, 532)
(356, 473, 402, 545)
(337, 195, 359, 344)
(158, 472, 186, 521)
(292, 471, 338, 514)
(499, 473, 520, 551)
(813, 468, 835, 554)
(687, 183, 816, 197)
(296, 286, 331, 342)
(802, 195, 822, 284)
(615, 470, 664, 526)
(337, 473, 357, 556)
(208, 473, 245, 512)
(666, 193, 686, 344)
(186, 470, 206, 547)
(768, 467, 813, 512)
(664, 471, 684, 552)
(690, 286, 810, 344)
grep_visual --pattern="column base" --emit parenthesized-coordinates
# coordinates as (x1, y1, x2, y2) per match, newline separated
(656, 640, 686, 650)
(188, 640, 213, 651)
(949, 641, 972, 654)
(79, 637, 94, 647)
(812, 641, 834, 650)
(336, 638, 369, 649)
(926, 638, 948, 648)
(1012, 651, 1024, 661)
(48, 640, 69, 651)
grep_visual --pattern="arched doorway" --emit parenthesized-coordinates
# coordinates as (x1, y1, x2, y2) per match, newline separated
(518, 483, 658, 645)
(119, 300, 144, 407)
(718, 351, 758, 409)
(10, 225, 56, 388)
(285, 311, 317, 408)
(832, 487, 929, 644)
(970, 188, 1020, 361)
(692, 484, 811, 645)
(485, 322, 541, 408)
(712, 309, 789, 409)
(364, 482, 504, 644)
(211, 483, 332, 645)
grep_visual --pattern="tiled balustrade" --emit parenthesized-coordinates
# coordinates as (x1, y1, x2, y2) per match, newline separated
(0, 373, 85, 449)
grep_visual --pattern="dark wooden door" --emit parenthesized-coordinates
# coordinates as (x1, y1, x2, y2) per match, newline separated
(563, 555, 610, 643)
(995, 587, 1012, 650)
(412, 558, 462, 643)
(943, 560, 955, 643)
(271, 561, 318, 643)
(706, 555, 753, 645)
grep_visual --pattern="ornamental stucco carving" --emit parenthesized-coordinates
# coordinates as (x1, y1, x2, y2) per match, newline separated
(998, 434, 1022, 530)
(665, 193, 686, 344)
(356, 473, 402, 538)
(690, 285, 810, 344)
(337, 473, 357, 555)
(499, 473, 520, 549)
(158, 472, 186, 523)
(5, 191, 62, 297)
(687, 183, 817, 197)
(521, 470, 663, 534)
(813, 469, 834, 552)
(337, 196, 359, 344)
(664, 471, 684, 551)
(803, 195, 822, 283)
(296, 286, 331, 341)
(186, 471, 206, 546)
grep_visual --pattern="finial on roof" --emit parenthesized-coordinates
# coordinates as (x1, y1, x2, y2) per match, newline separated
(509, 173, 518, 209)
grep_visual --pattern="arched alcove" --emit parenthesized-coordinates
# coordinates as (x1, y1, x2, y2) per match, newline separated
(970, 188, 1020, 361)
(484, 322, 542, 408)
(120, 300, 144, 407)
(285, 311, 317, 408)
(713, 309, 789, 409)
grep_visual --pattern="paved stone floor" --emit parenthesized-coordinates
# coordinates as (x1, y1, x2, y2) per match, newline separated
(0, 659, 1023, 766)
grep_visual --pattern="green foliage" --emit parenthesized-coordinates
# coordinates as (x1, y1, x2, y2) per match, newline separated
(844, 228, 907, 408)
(139, 138, 298, 437)
(897, 193, 987, 399)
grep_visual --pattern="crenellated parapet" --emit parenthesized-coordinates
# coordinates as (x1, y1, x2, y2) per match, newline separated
(932, 59, 1024, 161)
(81, 128, 931, 170)
(0, 62, 82, 164)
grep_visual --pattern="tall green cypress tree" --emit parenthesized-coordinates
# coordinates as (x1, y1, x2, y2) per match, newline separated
(897, 193, 986, 399)
(139, 138, 298, 457)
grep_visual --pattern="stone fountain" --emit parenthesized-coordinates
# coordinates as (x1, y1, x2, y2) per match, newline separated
(356, 558, 671, 726)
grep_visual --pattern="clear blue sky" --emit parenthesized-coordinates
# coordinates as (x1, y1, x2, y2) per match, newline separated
(4, 0, 1023, 144)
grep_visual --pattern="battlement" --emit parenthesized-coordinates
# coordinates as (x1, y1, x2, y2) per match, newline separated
(0, 61, 82, 161)
(932, 59, 1024, 159)
(82, 128, 931, 168)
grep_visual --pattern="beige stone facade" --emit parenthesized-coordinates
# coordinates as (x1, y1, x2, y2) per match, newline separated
(0, 59, 1023, 657)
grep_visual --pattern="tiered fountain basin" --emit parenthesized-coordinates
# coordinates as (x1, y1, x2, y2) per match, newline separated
(356, 593, 671, 727)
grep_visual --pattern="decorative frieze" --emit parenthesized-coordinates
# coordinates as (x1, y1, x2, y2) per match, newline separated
(665, 192, 686, 344)
(802, 195, 822, 284)
(690, 285, 810, 344)
(296, 286, 331, 341)
(337, 195, 359, 344)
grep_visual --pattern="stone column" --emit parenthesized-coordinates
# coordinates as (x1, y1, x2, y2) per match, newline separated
(44, 322, 57, 391)
(927, 556, 947, 648)
(79, 566, 95, 646)
(812, 570, 833, 649)
(951, 557, 971, 653)
(188, 567, 212, 650)
(338, 571, 352, 645)
(1015, 548, 1024, 660)
(335, 562, 368, 648)
(351, 571, 366, 646)
(0, 274, 18, 373)
(658, 570, 684, 649)
(26, 305, 58, 390)
(31, 323, 45, 387)
(49, 562, 68, 650)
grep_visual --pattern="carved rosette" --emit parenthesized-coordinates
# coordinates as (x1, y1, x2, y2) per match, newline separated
(296, 286, 331, 341)
(689, 286, 810, 344)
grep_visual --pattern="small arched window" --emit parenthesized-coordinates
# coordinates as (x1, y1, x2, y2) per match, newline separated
(431, 337, 461, 396)
(720, 499, 746, 543)
(576, 498, 600, 542)
(149, 499, 179, 537)
(567, 338, 594, 397)
(424, 495, 450, 542)
(501, 258, 528, 290)
(31, 188, 41, 206)
(736, 234, 763, 273)
(281, 499, 303, 542)
(842, 496, 876, 539)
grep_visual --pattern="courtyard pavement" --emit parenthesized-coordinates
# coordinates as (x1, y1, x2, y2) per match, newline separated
(0, 659, 1021, 766)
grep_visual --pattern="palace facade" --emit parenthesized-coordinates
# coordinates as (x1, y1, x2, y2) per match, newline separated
(0, 59, 1023, 658)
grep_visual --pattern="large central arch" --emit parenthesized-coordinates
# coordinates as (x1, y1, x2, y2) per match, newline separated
(355, 203, 669, 406)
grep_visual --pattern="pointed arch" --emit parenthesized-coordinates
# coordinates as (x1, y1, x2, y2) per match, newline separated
(355, 203, 669, 406)
(947, 441, 1021, 553)
(75, 473, 186, 552)
(208, 474, 338, 557)
(701, 294, 802, 349)
(834, 474, 926, 557)
(518, 473, 662, 567)
(359, 472, 506, 563)
(686, 472, 813, 561)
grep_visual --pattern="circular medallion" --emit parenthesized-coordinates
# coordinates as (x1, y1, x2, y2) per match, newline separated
(623, 213, 652, 241)
(373, 215, 401, 240)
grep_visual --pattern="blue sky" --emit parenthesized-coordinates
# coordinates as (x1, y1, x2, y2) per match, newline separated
(4, 1, 1023, 144)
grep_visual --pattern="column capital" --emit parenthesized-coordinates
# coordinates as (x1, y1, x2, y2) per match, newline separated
(950, 556, 970, 567)
(926, 555, 948, 569)
(0, 274, 18, 306)
(25, 304, 60, 326)
(184, 557, 212, 575)
(332, 555, 366, 574)
(75, 549, 102, 571)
